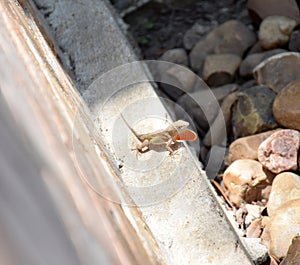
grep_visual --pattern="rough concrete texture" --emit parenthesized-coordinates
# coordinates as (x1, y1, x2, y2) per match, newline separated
(33, 0, 254, 264)
(33, 0, 138, 94)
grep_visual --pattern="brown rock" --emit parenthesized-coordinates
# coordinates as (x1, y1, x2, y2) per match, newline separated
(239, 49, 286, 77)
(272, 80, 300, 130)
(258, 129, 300, 174)
(223, 159, 270, 207)
(232, 85, 278, 138)
(160, 48, 189, 66)
(247, 0, 300, 27)
(202, 54, 241, 87)
(189, 20, 256, 73)
(267, 199, 300, 260)
(258, 16, 297, 50)
(253, 52, 300, 93)
(267, 172, 300, 217)
(280, 236, 300, 265)
(228, 129, 281, 163)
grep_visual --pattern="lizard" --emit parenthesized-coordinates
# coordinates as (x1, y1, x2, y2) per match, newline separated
(120, 114, 197, 155)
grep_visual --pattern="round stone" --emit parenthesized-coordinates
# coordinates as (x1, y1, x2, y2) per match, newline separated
(273, 80, 300, 130)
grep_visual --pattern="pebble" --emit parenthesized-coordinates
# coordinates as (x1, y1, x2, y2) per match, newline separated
(258, 129, 300, 174)
(189, 20, 256, 73)
(223, 159, 270, 207)
(160, 48, 189, 66)
(253, 52, 300, 93)
(258, 16, 297, 49)
(247, 0, 300, 27)
(272, 80, 300, 130)
(232, 85, 278, 138)
(228, 129, 280, 163)
(239, 49, 286, 77)
(202, 54, 241, 87)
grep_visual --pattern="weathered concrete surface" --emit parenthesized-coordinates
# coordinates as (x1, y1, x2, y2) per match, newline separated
(32, 0, 139, 94)
(32, 0, 254, 264)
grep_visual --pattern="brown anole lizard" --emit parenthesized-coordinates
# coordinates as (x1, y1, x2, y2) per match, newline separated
(120, 114, 197, 155)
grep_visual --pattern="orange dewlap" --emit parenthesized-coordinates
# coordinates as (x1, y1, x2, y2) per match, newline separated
(173, 129, 197, 141)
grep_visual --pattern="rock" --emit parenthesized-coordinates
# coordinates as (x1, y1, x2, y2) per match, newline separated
(267, 199, 300, 260)
(280, 236, 300, 265)
(183, 21, 217, 50)
(158, 64, 196, 100)
(288, 29, 300, 52)
(258, 16, 297, 49)
(223, 159, 271, 207)
(176, 84, 238, 136)
(189, 20, 256, 73)
(267, 172, 300, 217)
(232, 86, 278, 138)
(202, 54, 241, 87)
(228, 129, 281, 163)
(247, 0, 300, 27)
(258, 129, 300, 174)
(203, 91, 238, 147)
(239, 49, 286, 77)
(160, 48, 189, 66)
(253, 52, 300, 93)
(272, 80, 300, 130)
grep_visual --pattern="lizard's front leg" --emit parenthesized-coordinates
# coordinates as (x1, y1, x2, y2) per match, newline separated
(166, 138, 175, 155)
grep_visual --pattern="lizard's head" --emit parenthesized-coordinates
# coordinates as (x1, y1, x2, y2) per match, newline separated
(170, 120, 189, 133)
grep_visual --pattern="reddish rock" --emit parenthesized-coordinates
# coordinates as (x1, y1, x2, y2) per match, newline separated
(228, 129, 281, 163)
(272, 80, 300, 130)
(258, 129, 300, 173)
